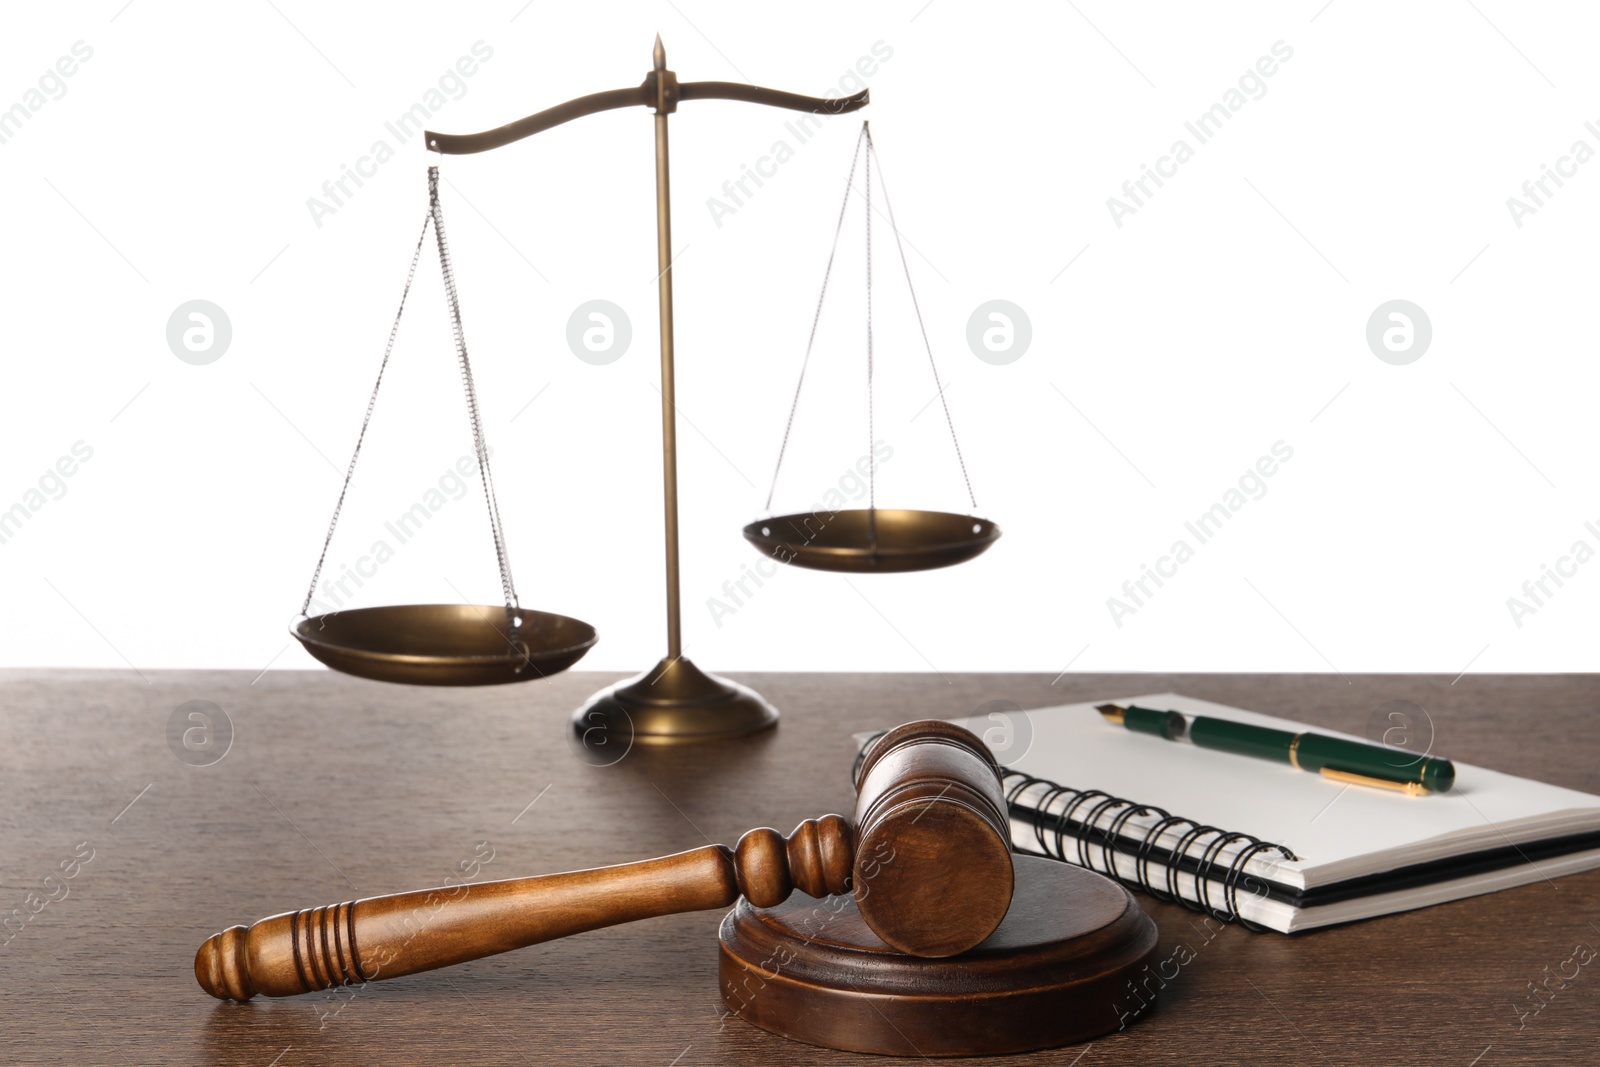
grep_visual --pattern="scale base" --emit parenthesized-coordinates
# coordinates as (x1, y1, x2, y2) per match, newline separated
(571, 657, 778, 745)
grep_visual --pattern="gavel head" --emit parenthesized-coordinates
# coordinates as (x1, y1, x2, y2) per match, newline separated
(851, 719, 1015, 957)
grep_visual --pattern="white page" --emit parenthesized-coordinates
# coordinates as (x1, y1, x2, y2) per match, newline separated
(945, 693, 1600, 890)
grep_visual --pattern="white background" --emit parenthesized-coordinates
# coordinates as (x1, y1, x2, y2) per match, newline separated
(1, 1, 1595, 678)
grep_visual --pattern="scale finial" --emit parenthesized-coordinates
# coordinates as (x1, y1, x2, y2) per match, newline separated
(653, 33, 665, 70)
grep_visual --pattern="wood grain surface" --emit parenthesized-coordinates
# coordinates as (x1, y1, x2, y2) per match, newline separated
(2, 669, 1597, 1065)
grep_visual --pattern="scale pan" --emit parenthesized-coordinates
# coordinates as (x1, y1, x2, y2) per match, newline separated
(744, 509, 1000, 574)
(293, 605, 597, 686)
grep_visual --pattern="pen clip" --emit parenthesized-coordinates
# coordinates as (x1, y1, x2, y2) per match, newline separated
(1318, 767, 1429, 797)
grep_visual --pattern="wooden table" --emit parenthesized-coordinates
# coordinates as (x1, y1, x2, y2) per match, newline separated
(3, 670, 1597, 1065)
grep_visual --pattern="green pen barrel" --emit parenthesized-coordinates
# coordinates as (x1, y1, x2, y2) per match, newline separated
(1186, 716, 1296, 762)
(1293, 733, 1455, 792)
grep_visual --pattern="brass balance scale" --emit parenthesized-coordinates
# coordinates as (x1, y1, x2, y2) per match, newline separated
(291, 38, 1001, 743)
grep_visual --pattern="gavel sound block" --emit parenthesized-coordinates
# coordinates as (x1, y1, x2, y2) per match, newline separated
(720, 855, 1159, 1056)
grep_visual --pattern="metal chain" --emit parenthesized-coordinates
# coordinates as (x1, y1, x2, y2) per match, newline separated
(299, 166, 522, 628)
(300, 211, 432, 617)
(863, 123, 877, 545)
(765, 123, 978, 517)
(864, 123, 876, 515)
(864, 126, 978, 512)
(763, 123, 869, 512)
(429, 166, 521, 624)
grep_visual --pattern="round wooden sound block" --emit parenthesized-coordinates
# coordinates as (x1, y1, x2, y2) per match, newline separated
(719, 855, 1160, 1057)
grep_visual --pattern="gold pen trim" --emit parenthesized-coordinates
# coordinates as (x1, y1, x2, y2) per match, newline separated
(1318, 767, 1428, 797)
(1288, 732, 1303, 770)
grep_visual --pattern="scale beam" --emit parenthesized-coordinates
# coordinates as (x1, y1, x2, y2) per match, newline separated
(424, 80, 867, 155)
(424, 85, 652, 154)
(421, 37, 868, 744)
(679, 81, 868, 114)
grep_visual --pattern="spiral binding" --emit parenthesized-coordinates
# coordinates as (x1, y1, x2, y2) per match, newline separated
(852, 731, 1299, 931)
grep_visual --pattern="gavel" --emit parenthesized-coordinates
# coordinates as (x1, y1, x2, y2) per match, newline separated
(196, 720, 1016, 1001)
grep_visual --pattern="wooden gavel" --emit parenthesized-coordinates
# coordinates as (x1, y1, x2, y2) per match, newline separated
(196, 719, 1015, 1001)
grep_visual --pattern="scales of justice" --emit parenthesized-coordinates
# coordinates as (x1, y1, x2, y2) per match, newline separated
(290, 37, 1002, 743)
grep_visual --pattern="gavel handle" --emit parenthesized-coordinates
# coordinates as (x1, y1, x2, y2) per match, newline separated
(195, 815, 852, 1001)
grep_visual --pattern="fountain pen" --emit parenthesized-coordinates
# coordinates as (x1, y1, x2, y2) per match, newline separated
(1095, 704, 1455, 795)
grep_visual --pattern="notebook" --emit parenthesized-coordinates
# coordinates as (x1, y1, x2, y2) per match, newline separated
(854, 693, 1600, 933)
